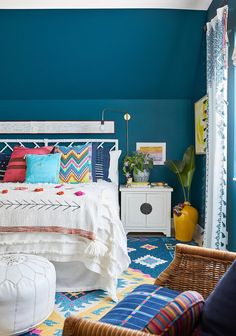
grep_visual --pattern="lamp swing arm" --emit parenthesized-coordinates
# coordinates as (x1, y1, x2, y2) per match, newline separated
(101, 108, 130, 125)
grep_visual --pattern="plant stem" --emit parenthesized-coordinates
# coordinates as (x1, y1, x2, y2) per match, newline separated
(172, 162, 187, 202)
(187, 187, 191, 203)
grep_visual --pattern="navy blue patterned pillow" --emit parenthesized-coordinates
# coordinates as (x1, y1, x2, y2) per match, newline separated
(0, 153, 10, 180)
(92, 143, 111, 182)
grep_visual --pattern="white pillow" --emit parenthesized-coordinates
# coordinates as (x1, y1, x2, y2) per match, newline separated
(108, 150, 121, 185)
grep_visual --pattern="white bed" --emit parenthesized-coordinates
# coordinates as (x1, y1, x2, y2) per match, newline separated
(0, 139, 130, 301)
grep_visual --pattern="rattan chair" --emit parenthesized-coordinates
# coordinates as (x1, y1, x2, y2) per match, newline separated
(62, 243, 236, 336)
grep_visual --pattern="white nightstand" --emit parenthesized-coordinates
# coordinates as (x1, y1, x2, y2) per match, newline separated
(120, 185, 173, 235)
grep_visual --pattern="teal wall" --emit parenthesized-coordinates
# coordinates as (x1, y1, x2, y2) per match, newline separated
(0, 9, 206, 100)
(0, 9, 207, 209)
(208, 0, 236, 251)
(0, 98, 194, 207)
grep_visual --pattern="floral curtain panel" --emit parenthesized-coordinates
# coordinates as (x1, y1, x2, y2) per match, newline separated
(204, 6, 228, 249)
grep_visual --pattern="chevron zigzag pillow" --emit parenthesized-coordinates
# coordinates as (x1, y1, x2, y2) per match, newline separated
(54, 144, 92, 183)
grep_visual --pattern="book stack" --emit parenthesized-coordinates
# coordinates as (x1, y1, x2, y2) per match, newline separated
(150, 182, 168, 187)
(128, 182, 150, 188)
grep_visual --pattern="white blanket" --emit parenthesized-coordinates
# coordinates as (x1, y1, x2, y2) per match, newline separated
(0, 181, 130, 300)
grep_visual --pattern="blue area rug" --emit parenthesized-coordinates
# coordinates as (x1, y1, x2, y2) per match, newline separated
(24, 236, 196, 336)
(128, 235, 196, 278)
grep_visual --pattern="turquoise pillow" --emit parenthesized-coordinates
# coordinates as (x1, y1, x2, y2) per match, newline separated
(25, 153, 61, 184)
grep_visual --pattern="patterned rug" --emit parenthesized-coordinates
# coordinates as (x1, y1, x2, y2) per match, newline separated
(25, 236, 195, 336)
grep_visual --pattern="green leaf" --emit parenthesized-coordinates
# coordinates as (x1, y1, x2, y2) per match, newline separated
(181, 145, 195, 189)
(164, 146, 195, 202)
(134, 167, 138, 174)
(165, 160, 185, 174)
(122, 151, 154, 176)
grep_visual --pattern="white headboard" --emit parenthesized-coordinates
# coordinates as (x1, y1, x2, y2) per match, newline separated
(0, 138, 119, 153)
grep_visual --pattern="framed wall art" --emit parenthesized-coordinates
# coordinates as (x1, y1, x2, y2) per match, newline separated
(136, 142, 166, 165)
(195, 95, 208, 154)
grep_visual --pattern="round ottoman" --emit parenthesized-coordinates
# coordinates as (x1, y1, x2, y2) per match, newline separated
(0, 254, 56, 336)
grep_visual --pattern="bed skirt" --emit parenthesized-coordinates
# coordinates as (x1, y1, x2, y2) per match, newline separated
(52, 260, 118, 301)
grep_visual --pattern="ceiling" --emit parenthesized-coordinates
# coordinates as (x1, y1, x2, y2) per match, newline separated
(0, 0, 213, 10)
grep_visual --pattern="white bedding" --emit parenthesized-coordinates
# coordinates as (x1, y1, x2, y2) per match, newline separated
(0, 181, 130, 300)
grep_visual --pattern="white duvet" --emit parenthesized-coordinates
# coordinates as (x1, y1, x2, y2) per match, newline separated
(0, 181, 130, 300)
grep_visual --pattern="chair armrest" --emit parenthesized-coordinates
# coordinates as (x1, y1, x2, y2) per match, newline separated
(155, 243, 236, 299)
(63, 317, 150, 336)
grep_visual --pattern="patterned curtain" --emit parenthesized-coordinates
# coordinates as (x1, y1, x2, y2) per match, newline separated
(204, 6, 228, 249)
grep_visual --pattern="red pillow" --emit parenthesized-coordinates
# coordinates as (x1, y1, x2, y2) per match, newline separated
(3, 146, 53, 182)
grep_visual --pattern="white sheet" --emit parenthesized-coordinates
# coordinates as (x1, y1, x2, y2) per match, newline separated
(0, 181, 130, 300)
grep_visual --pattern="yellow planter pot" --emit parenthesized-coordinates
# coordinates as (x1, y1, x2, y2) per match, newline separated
(173, 202, 198, 242)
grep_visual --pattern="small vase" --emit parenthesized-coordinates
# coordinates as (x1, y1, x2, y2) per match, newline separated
(133, 169, 150, 182)
(173, 202, 198, 242)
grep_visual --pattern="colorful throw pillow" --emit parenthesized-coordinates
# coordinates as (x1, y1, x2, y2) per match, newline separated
(25, 154, 61, 184)
(54, 144, 92, 183)
(100, 284, 204, 336)
(144, 290, 204, 335)
(3, 146, 53, 183)
(91, 143, 111, 182)
(0, 153, 11, 180)
(200, 260, 236, 336)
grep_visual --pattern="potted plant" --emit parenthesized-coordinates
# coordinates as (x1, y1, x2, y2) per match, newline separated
(165, 145, 198, 242)
(123, 151, 153, 182)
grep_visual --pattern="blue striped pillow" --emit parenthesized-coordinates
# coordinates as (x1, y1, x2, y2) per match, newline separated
(92, 143, 110, 182)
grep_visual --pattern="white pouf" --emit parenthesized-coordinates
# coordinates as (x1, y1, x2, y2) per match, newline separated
(0, 254, 56, 336)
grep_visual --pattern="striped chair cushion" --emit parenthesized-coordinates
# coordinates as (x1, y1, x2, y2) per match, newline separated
(0, 153, 10, 180)
(54, 144, 92, 183)
(100, 284, 180, 331)
(100, 284, 204, 336)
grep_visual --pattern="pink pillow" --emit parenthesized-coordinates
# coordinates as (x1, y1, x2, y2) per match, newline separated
(3, 146, 53, 182)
